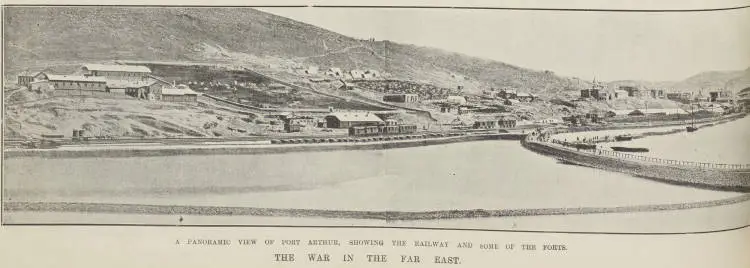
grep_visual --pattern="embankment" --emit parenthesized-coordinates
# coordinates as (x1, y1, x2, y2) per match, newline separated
(4, 133, 525, 159)
(521, 139, 750, 192)
(5, 193, 749, 221)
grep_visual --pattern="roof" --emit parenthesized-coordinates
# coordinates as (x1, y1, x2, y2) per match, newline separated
(325, 112, 383, 122)
(83, 64, 151, 73)
(18, 71, 40, 77)
(162, 85, 199, 95)
(106, 80, 158, 88)
(516, 92, 533, 97)
(44, 74, 106, 83)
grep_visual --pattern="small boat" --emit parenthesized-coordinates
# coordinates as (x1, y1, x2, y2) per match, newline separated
(611, 146, 649, 152)
(686, 126, 698, 132)
(614, 134, 634, 141)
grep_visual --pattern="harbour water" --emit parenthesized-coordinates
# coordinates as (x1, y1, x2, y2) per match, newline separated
(3, 139, 744, 212)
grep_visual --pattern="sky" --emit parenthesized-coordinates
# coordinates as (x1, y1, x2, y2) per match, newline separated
(259, 5, 750, 82)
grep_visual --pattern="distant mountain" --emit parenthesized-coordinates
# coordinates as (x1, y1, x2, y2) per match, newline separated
(3, 7, 584, 96)
(608, 68, 750, 93)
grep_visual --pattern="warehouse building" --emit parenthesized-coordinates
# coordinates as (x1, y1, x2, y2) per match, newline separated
(158, 85, 200, 103)
(81, 64, 151, 82)
(29, 73, 107, 92)
(324, 112, 383, 128)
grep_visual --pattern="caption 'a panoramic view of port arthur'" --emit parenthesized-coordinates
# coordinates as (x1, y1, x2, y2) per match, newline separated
(2, 6, 749, 233)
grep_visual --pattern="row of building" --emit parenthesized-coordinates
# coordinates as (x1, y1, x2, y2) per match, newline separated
(17, 64, 200, 103)
(580, 80, 736, 103)
(484, 88, 536, 102)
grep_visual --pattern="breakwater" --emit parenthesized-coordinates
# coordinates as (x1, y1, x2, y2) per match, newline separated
(4, 133, 525, 159)
(521, 138, 750, 192)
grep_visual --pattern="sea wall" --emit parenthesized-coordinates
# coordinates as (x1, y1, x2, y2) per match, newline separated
(521, 139, 750, 192)
(5, 133, 525, 159)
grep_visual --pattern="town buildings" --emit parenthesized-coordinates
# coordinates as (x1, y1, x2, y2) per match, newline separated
(620, 86, 641, 97)
(709, 90, 734, 103)
(648, 89, 665, 99)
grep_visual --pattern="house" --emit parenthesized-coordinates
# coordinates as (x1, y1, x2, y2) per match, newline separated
(282, 115, 316, 127)
(738, 87, 750, 108)
(473, 120, 497, 129)
(158, 85, 199, 103)
(580, 89, 599, 99)
(446, 96, 467, 105)
(324, 112, 383, 128)
(439, 103, 457, 113)
(30, 73, 107, 92)
(585, 112, 604, 123)
(81, 64, 151, 82)
(537, 117, 564, 125)
(498, 89, 517, 99)
(338, 80, 355, 90)
(597, 91, 611, 100)
(106, 79, 166, 99)
(649, 89, 665, 98)
(516, 92, 535, 102)
(305, 66, 319, 75)
(364, 70, 380, 78)
(613, 89, 628, 99)
(326, 68, 343, 77)
(383, 94, 419, 103)
(17, 71, 40, 88)
(628, 108, 688, 116)
(497, 117, 517, 128)
(349, 70, 365, 79)
(666, 92, 691, 102)
(620, 86, 641, 97)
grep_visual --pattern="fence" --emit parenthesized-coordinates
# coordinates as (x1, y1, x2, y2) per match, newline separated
(574, 145, 749, 170)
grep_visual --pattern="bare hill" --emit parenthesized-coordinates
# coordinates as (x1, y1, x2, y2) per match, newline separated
(4, 7, 584, 96)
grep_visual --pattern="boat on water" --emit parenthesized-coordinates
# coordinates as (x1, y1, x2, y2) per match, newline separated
(614, 134, 634, 141)
(686, 126, 698, 132)
(611, 146, 649, 153)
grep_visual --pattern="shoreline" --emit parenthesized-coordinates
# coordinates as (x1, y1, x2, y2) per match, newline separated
(4, 193, 749, 222)
(3, 113, 745, 159)
(3, 133, 525, 159)
(521, 114, 750, 192)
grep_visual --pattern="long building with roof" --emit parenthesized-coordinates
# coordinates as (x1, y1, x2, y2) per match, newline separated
(29, 73, 107, 91)
(81, 63, 152, 82)
(324, 112, 384, 128)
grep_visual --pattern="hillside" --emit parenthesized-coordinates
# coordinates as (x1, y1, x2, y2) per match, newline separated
(4, 7, 584, 96)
